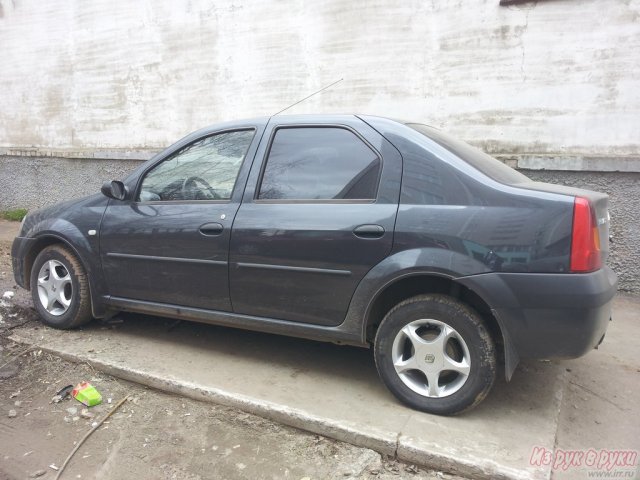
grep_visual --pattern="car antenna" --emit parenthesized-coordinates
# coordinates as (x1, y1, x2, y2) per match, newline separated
(272, 78, 343, 116)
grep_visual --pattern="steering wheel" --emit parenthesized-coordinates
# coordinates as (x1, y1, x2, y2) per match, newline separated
(180, 176, 221, 200)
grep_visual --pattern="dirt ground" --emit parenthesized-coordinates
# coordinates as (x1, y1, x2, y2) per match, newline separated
(0, 238, 462, 480)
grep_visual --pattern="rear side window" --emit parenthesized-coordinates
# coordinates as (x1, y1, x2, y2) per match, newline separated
(401, 148, 472, 205)
(407, 123, 529, 185)
(258, 127, 381, 201)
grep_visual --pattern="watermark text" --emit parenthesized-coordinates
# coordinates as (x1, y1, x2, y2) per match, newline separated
(530, 447, 638, 472)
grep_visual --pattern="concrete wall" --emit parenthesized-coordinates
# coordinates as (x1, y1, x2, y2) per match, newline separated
(0, 0, 639, 157)
(1, 0, 639, 291)
(0, 156, 140, 210)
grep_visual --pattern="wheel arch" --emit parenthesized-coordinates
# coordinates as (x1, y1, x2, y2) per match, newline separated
(23, 233, 103, 318)
(363, 272, 514, 379)
(24, 235, 73, 290)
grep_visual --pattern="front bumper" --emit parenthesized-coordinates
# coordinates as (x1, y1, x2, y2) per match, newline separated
(11, 235, 36, 289)
(458, 267, 617, 374)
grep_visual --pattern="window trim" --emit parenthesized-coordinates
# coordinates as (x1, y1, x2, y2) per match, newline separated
(133, 127, 256, 204)
(254, 124, 383, 204)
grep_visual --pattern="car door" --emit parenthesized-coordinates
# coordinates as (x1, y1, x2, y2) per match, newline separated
(100, 125, 263, 311)
(229, 115, 403, 326)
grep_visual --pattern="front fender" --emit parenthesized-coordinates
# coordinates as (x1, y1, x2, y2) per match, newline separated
(31, 216, 93, 250)
(33, 224, 96, 276)
(20, 197, 111, 317)
(27, 230, 107, 318)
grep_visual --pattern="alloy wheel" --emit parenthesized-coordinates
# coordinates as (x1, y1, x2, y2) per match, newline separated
(391, 318, 471, 398)
(37, 259, 73, 316)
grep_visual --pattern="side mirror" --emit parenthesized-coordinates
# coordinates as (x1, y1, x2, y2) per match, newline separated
(101, 180, 128, 201)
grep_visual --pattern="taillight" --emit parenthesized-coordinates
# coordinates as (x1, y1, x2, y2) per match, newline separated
(570, 197, 602, 272)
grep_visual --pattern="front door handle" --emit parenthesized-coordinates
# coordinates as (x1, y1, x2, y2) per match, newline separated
(199, 222, 224, 236)
(353, 224, 385, 239)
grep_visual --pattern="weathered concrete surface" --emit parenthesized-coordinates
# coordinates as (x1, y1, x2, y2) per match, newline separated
(10, 295, 640, 479)
(0, 156, 141, 211)
(0, 0, 639, 159)
(524, 170, 640, 294)
(551, 294, 640, 480)
(10, 315, 566, 480)
(510, 155, 640, 173)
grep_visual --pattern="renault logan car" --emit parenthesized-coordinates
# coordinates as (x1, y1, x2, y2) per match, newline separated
(12, 115, 617, 415)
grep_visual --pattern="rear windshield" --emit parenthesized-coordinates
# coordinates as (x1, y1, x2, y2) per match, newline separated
(407, 123, 529, 185)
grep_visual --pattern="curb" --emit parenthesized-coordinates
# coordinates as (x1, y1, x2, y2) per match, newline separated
(10, 333, 547, 480)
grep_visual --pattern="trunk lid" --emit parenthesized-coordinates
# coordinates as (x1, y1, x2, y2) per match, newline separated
(515, 181, 610, 264)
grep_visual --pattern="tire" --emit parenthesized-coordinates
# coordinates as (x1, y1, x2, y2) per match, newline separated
(374, 294, 496, 415)
(30, 244, 92, 329)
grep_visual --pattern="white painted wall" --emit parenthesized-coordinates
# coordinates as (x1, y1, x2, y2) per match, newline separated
(0, 0, 638, 156)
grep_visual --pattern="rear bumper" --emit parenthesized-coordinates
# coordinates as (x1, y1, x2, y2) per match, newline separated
(458, 267, 617, 372)
(11, 236, 36, 289)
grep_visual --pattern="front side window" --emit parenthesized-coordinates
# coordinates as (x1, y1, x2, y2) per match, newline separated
(258, 127, 381, 201)
(138, 129, 255, 201)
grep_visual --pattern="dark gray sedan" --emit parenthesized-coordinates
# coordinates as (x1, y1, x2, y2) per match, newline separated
(12, 115, 617, 415)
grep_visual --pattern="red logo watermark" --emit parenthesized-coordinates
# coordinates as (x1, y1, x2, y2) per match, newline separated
(530, 447, 638, 473)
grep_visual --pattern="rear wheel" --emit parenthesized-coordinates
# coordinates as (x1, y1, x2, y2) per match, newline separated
(30, 245, 92, 329)
(374, 294, 496, 415)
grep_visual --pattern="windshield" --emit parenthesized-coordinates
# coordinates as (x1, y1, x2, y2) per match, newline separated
(407, 123, 529, 185)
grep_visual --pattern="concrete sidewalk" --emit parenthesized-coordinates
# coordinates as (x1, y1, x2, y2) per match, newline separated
(9, 297, 640, 479)
(10, 316, 568, 480)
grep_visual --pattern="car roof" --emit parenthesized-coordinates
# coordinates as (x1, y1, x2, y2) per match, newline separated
(197, 114, 409, 133)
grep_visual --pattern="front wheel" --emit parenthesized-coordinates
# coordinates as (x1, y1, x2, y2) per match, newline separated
(374, 294, 496, 415)
(30, 245, 92, 329)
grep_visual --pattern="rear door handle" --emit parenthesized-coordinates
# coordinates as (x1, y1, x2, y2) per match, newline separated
(199, 222, 224, 236)
(353, 224, 385, 239)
